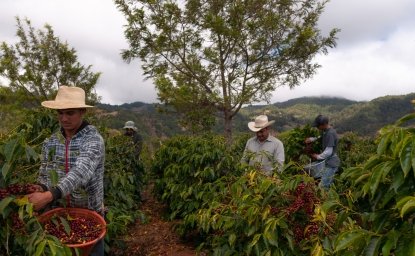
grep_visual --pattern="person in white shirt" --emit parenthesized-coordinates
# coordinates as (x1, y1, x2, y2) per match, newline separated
(241, 115, 285, 176)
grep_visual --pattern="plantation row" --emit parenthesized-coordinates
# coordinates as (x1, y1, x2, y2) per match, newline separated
(151, 114, 415, 255)
(1, 110, 415, 255)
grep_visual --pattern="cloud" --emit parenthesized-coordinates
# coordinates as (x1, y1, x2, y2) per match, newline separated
(1, 0, 414, 105)
(0, 0, 158, 105)
(272, 24, 415, 102)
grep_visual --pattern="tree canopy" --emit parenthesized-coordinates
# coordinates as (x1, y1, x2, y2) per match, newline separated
(116, 0, 338, 141)
(0, 17, 101, 107)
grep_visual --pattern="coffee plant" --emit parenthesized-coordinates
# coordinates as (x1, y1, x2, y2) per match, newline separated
(334, 112, 415, 255)
(152, 134, 241, 220)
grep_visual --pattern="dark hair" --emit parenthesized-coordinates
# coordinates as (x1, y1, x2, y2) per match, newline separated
(313, 115, 329, 127)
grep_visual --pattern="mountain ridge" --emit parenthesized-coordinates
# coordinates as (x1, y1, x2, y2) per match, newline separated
(97, 93, 415, 139)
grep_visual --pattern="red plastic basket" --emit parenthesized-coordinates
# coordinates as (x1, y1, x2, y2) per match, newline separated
(39, 207, 106, 256)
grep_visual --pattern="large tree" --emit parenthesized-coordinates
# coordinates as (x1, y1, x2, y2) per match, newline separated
(0, 17, 101, 107)
(115, 0, 338, 142)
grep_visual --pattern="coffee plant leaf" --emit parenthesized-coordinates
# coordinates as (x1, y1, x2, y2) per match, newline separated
(311, 241, 323, 256)
(412, 137, 415, 176)
(396, 196, 415, 217)
(335, 230, 367, 252)
(3, 139, 19, 162)
(25, 145, 38, 162)
(364, 236, 382, 256)
(0, 196, 14, 216)
(368, 163, 388, 197)
(381, 238, 394, 256)
(228, 233, 236, 247)
(248, 233, 261, 249)
(58, 216, 71, 235)
(395, 112, 415, 126)
(398, 137, 412, 177)
(34, 240, 46, 256)
(47, 240, 57, 255)
(50, 170, 58, 186)
(1, 162, 11, 180)
(391, 168, 405, 192)
(14, 195, 28, 206)
(395, 237, 415, 256)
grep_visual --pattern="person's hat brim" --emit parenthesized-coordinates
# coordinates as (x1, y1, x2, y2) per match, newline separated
(248, 120, 275, 132)
(41, 101, 94, 109)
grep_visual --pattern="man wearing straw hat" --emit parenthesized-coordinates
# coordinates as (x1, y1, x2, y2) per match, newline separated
(241, 115, 285, 175)
(27, 85, 105, 255)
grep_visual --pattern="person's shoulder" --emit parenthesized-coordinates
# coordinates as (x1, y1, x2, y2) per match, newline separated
(327, 127, 338, 135)
(268, 135, 283, 144)
(246, 136, 257, 143)
(82, 125, 104, 142)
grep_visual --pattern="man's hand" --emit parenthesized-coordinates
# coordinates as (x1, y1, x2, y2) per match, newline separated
(311, 153, 319, 160)
(27, 191, 53, 211)
(304, 137, 316, 144)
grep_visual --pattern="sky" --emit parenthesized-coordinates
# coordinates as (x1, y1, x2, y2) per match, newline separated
(0, 0, 414, 105)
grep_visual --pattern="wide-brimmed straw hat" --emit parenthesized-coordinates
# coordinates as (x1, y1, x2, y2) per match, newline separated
(123, 121, 138, 131)
(41, 86, 94, 109)
(248, 115, 275, 132)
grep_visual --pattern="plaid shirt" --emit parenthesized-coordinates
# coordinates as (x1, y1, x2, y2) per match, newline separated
(38, 124, 105, 213)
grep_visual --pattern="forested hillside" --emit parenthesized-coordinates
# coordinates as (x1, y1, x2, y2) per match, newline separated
(96, 93, 415, 138)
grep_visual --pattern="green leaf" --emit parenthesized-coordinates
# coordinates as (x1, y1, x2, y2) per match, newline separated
(228, 233, 236, 247)
(34, 240, 46, 256)
(365, 237, 381, 256)
(50, 170, 58, 186)
(382, 239, 394, 256)
(248, 234, 261, 248)
(1, 162, 11, 179)
(395, 236, 415, 256)
(263, 229, 278, 247)
(412, 137, 415, 177)
(399, 137, 412, 177)
(397, 197, 415, 217)
(335, 230, 367, 252)
(59, 216, 71, 235)
(377, 133, 391, 155)
(4, 139, 19, 162)
(0, 197, 14, 216)
(395, 113, 415, 126)
(25, 145, 39, 161)
(391, 167, 404, 192)
(369, 163, 384, 197)
(47, 240, 57, 255)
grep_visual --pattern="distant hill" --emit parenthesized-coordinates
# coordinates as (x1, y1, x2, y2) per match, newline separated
(96, 93, 415, 139)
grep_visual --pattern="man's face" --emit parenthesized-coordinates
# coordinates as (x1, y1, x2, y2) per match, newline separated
(125, 128, 134, 136)
(256, 127, 269, 142)
(57, 109, 84, 132)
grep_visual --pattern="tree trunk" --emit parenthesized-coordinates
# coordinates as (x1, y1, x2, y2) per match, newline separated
(223, 109, 233, 147)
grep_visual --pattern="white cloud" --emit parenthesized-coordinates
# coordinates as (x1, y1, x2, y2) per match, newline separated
(1, 0, 414, 105)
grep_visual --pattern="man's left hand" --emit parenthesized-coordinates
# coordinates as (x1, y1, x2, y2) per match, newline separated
(27, 191, 53, 211)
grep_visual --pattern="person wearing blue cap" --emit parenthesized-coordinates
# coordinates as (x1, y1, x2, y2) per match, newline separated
(305, 115, 340, 189)
(123, 120, 143, 157)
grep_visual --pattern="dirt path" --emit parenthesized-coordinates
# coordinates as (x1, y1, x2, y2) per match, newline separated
(110, 184, 204, 256)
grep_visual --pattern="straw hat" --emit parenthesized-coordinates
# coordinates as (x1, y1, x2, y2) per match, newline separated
(248, 115, 275, 132)
(41, 86, 93, 109)
(123, 121, 138, 131)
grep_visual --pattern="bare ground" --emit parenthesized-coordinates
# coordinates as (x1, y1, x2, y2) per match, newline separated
(109, 184, 205, 256)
